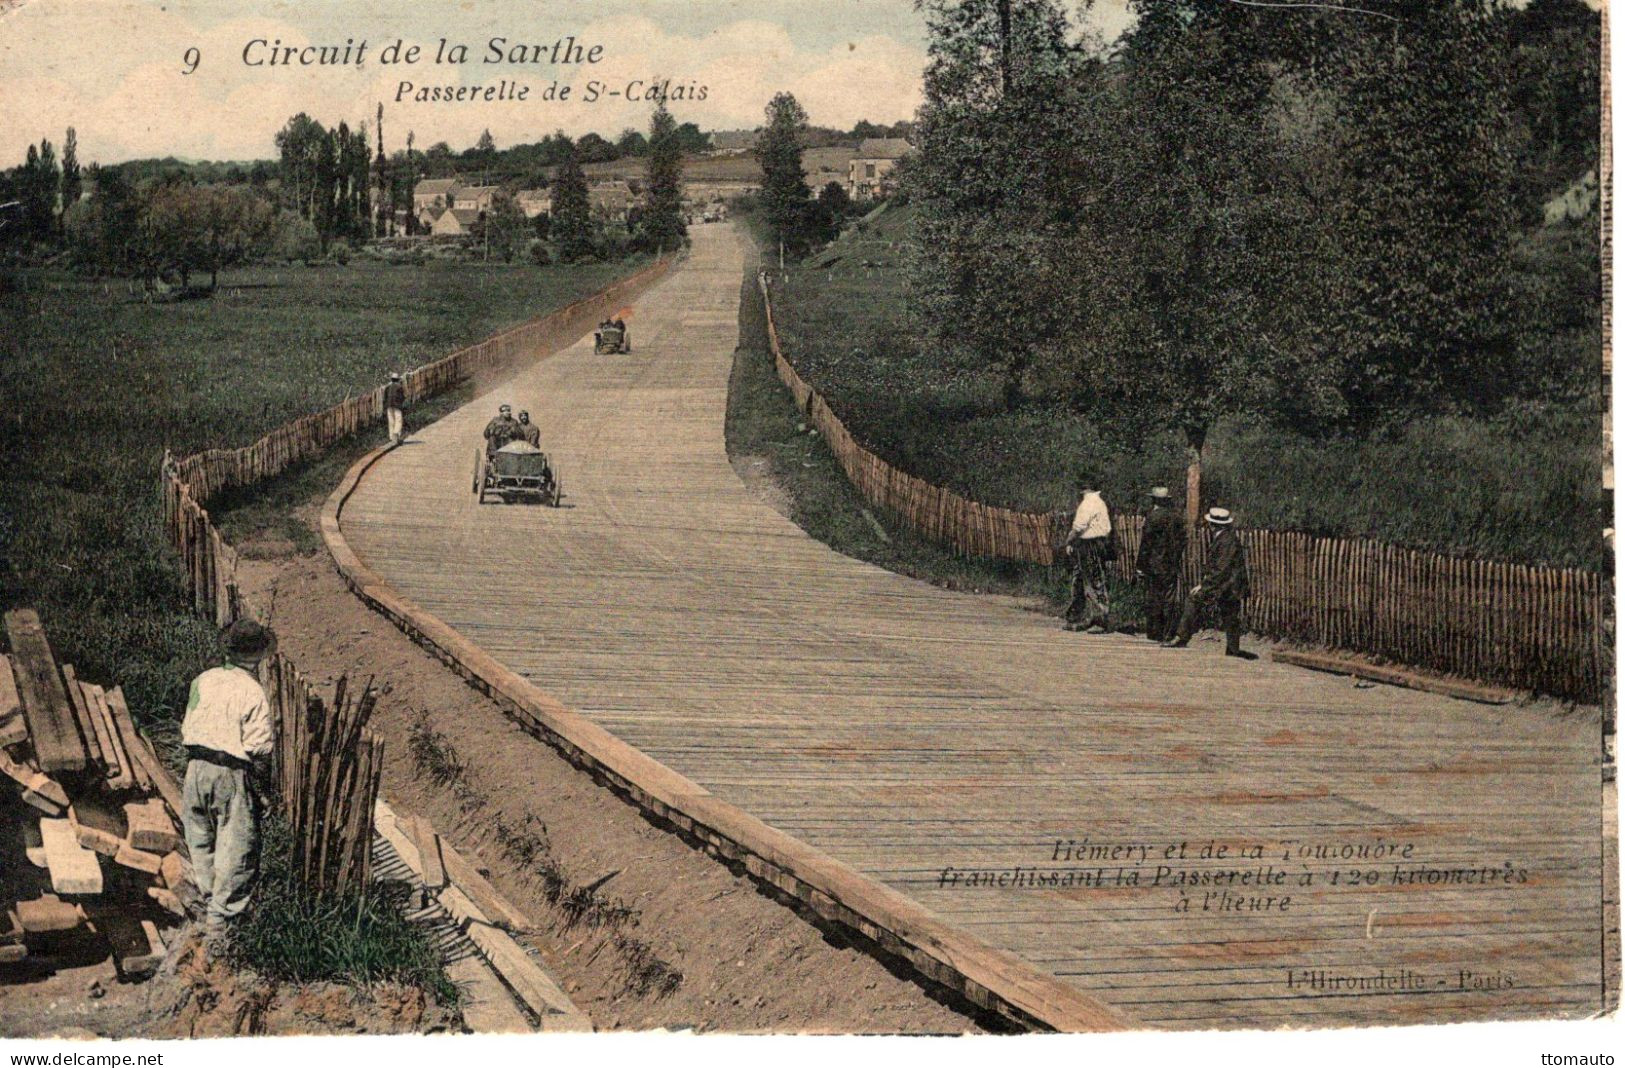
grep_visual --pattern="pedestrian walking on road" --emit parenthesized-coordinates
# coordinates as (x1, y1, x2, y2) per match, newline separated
(180, 619, 277, 938)
(1164, 508, 1255, 659)
(384, 372, 406, 444)
(1136, 486, 1185, 643)
(1063, 475, 1115, 633)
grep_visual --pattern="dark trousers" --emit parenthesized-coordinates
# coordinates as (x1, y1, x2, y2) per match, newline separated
(1175, 591, 1244, 653)
(1065, 543, 1111, 629)
(1142, 574, 1180, 642)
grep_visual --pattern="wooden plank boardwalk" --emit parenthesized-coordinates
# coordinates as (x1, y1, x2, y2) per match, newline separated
(338, 223, 1609, 1029)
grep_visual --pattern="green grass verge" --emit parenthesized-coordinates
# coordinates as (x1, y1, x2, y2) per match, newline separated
(728, 251, 1075, 610)
(0, 256, 648, 731)
(231, 815, 460, 1007)
(767, 206, 1607, 571)
(0, 255, 645, 1000)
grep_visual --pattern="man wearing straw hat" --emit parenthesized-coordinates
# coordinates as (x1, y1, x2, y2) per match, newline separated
(1137, 486, 1185, 643)
(383, 371, 407, 444)
(180, 618, 277, 936)
(1164, 507, 1255, 659)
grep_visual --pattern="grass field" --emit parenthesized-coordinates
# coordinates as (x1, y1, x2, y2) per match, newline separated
(0, 256, 645, 734)
(767, 204, 1608, 571)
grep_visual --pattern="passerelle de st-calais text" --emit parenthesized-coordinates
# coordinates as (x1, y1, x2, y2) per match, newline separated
(395, 78, 709, 105)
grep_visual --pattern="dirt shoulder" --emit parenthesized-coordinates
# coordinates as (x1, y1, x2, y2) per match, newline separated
(238, 550, 988, 1034)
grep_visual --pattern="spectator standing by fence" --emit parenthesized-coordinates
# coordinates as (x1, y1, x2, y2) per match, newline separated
(384, 372, 406, 444)
(1137, 486, 1185, 642)
(1165, 508, 1254, 659)
(1064, 476, 1114, 633)
(181, 619, 277, 939)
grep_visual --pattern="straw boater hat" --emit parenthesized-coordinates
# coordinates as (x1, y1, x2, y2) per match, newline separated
(1205, 507, 1234, 527)
(1149, 486, 1171, 500)
(389, 371, 402, 381)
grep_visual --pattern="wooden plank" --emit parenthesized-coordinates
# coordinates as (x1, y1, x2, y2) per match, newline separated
(38, 819, 103, 895)
(0, 654, 25, 747)
(1270, 649, 1519, 705)
(103, 916, 165, 980)
(0, 745, 68, 813)
(16, 894, 86, 933)
(442, 886, 591, 1028)
(3, 610, 87, 772)
(159, 851, 192, 893)
(69, 797, 127, 857)
(59, 666, 105, 768)
(131, 724, 186, 821)
(113, 842, 164, 876)
(146, 887, 186, 918)
(23, 818, 46, 868)
(89, 685, 134, 791)
(411, 814, 446, 891)
(103, 686, 153, 793)
(125, 799, 181, 853)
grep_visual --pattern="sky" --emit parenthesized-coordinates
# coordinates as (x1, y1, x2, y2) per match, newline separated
(0, 0, 1127, 166)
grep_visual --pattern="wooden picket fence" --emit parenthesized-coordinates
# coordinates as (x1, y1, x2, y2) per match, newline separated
(759, 272, 1609, 703)
(156, 254, 679, 893)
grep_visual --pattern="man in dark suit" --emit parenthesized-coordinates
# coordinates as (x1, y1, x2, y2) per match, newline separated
(1136, 486, 1185, 642)
(1164, 507, 1255, 659)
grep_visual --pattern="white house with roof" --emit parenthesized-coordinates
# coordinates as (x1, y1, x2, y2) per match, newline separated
(413, 178, 460, 228)
(846, 138, 911, 200)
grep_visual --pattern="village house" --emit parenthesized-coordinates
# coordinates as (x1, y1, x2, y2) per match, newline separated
(412, 178, 459, 228)
(588, 180, 633, 222)
(453, 184, 501, 212)
(430, 206, 483, 238)
(846, 138, 911, 200)
(516, 188, 552, 219)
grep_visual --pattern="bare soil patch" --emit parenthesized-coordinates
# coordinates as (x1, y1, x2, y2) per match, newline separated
(237, 551, 988, 1034)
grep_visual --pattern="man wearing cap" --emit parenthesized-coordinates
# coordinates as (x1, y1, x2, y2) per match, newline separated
(517, 410, 541, 448)
(1137, 486, 1185, 643)
(180, 619, 277, 934)
(1063, 475, 1115, 633)
(1165, 508, 1255, 659)
(484, 404, 521, 457)
(383, 372, 407, 444)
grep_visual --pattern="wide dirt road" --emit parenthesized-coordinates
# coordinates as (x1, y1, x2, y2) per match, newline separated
(339, 223, 1607, 1029)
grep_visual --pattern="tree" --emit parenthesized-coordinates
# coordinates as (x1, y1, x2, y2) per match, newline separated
(479, 191, 530, 262)
(1327, 0, 1518, 418)
(18, 139, 60, 241)
(617, 128, 649, 158)
(550, 138, 594, 262)
(905, 0, 1088, 409)
(274, 113, 326, 219)
(60, 128, 81, 220)
(640, 101, 687, 252)
(755, 92, 813, 257)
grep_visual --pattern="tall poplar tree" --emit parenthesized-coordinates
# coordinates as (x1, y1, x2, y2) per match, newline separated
(755, 92, 812, 256)
(550, 137, 594, 262)
(641, 100, 687, 252)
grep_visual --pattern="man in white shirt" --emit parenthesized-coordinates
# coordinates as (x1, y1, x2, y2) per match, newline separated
(180, 618, 276, 933)
(1063, 475, 1115, 633)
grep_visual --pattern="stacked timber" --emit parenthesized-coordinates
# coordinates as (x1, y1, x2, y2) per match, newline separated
(1, 609, 189, 980)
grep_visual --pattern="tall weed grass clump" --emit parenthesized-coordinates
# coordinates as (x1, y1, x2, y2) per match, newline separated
(230, 816, 459, 1005)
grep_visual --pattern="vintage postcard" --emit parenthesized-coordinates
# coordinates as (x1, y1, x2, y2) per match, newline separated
(0, 0, 1616, 1054)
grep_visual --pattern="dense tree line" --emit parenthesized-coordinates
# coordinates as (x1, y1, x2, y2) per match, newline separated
(904, 0, 1601, 505)
(273, 114, 373, 246)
